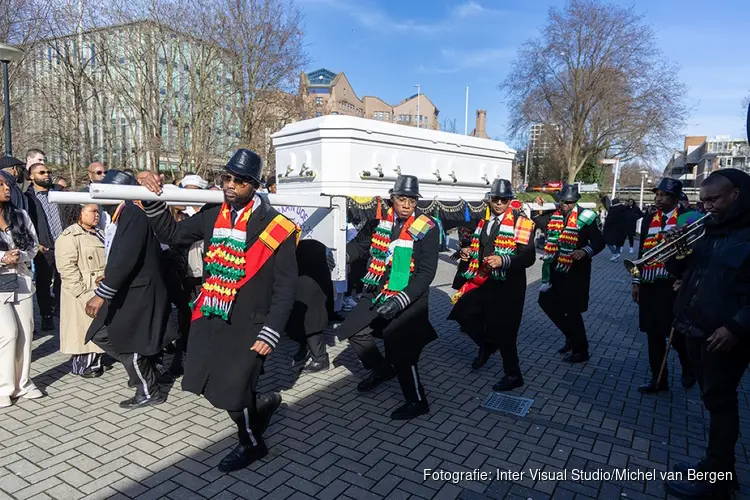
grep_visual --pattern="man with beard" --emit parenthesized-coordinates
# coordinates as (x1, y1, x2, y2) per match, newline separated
(337, 175, 438, 420)
(448, 179, 535, 391)
(538, 184, 604, 363)
(84, 170, 176, 409)
(25, 162, 64, 330)
(0, 156, 28, 211)
(665, 169, 750, 499)
(139, 149, 297, 472)
(631, 178, 695, 394)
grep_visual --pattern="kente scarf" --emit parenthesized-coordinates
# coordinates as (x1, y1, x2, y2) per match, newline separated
(198, 201, 255, 320)
(362, 208, 431, 304)
(463, 208, 517, 281)
(541, 205, 580, 288)
(640, 208, 678, 283)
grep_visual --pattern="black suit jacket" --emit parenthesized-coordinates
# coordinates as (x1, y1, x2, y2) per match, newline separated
(25, 185, 63, 249)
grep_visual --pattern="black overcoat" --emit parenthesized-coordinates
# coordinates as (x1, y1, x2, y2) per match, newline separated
(602, 204, 629, 247)
(448, 212, 536, 342)
(85, 202, 176, 355)
(542, 209, 605, 312)
(25, 184, 64, 249)
(337, 213, 439, 367)
(143, 197, 297, 411)
(286, 239, 334, 339)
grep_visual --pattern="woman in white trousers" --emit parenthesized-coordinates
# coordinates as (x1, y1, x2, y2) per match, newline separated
(0, 176, 43, 408)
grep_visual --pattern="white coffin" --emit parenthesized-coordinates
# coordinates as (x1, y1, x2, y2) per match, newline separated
(271, 115, 515, 199)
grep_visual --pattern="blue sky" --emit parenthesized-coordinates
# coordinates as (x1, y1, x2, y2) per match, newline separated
(298, 0, 750, 158)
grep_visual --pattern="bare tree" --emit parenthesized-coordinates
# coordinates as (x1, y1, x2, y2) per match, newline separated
(440, 117, 458, 134)
(501, 0, 688, 183)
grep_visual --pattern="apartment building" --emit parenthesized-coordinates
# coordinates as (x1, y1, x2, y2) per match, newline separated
(529, 123, 558, 158)
(300, 68, 440, 130)
(664, 135, 750, 187)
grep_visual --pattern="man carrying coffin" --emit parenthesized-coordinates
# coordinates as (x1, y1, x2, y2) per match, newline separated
(538, 184, 605, 363)
(338, 175, 439, 420)
(448, 179, 536, 391)
(139, 149, 297, 472)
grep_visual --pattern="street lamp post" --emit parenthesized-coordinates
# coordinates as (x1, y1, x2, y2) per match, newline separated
(601, 158, 621, 198)
(414, 84, 420, 129)
(638, 169, 649, 209)
(0, 43, 24, 157)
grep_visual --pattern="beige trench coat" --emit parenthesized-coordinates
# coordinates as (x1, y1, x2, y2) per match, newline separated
(55, 224, 106, 355)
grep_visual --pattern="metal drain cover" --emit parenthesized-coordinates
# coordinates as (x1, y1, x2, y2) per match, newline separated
(481, 392, 534, 417)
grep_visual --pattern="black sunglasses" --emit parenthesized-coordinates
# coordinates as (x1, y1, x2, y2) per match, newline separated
(220, 173, 253, 187)
(490, 197, 512, 203)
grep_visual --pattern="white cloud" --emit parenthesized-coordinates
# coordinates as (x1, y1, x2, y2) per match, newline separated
(452, 1, 504, 18)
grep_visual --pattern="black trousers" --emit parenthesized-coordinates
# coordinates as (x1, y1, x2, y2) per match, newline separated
(685, 335, 750, 473)
(227, 402, 261, 447)
(646, 329, 692, 383)
(348, 328, 426, 402)
(34, 250, 60, 317)
(297, 331, 327, 363)
(538, 293, 588, 353)
(91, 325, 160, 399)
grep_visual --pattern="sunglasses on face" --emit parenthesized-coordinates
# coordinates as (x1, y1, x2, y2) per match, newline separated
(92, 170, 104, 175)
(35, 170, 52, 176)
(394, 196, 418, 206)
(220, 173, 252, 187)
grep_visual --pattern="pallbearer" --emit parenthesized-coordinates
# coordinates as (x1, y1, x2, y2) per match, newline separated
(448, 179, 535, 391)
(338, 175, 439, 420)
(538, 184, 604, 363)
(139, 150, 297, 472)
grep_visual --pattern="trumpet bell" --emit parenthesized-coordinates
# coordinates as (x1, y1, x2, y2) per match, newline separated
(623, 259, 640, 278)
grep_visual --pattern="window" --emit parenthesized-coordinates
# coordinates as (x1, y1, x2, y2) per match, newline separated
(315, 97, 322, 105)
(373, 112, 378, 119)
(385, 112, 390, 121)
(90, 44, 96, 68)
(160, 88, 166, 96)
(119, 56, 125, 65)
(315, 112, 322, 117)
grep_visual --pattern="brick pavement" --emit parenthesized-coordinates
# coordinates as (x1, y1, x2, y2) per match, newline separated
(1, 251, 750, 499)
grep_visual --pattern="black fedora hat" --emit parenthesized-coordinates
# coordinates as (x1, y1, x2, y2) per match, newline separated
(557, 184, 581, 202)
(652, 178, 682, 198)
(101, 169, 137, 185)
(390, 175, 420, 198)
(0, 156, 24, 170)
(226, 149, 263, 184)
(488, 179, 513, 198)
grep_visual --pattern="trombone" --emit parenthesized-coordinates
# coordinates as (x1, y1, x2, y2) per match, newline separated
(623, 213, 711, 278)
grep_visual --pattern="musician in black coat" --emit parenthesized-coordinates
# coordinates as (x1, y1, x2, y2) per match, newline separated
(631, 178, 695, 394)
(448, 179, 536, 391)
(139, 150, 297, 473)
(84, 170, 176, 410)
(337, 175, 439, 421)
(538, 185, 605, 363)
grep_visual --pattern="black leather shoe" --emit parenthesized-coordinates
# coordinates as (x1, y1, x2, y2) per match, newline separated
(255, 392, 282, 435)
(357, 367, 397, 392)
(557, 342, 571, 354)
(299, 359, 330, 374)
(218, 441, 268, 472)
(119, 392, 166, 409)
(563, 351, 590, 363)
(42, 315, 55, 331)
(471, 346, 493, 370)
(492, 375, 524, 392)
(80, 368, 103, 379)
(665, 478, 733, 499)
(391, 400, 430, 420)
(169, 350, 186, 376)
(638, 380, 669, 394)
(673, 461, 740, 492)
(681, 374, 697, 389)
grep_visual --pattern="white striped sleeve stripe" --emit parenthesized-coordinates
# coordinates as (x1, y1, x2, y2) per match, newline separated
(393, 291, 410, 310)
(632, 277, 640, 284)
(582, 246, 594, 258)
(144, 202, 168, 217)
(95, 284, 117, 299)
(502, 254, 511, 269)
(257, 326, 280, 348)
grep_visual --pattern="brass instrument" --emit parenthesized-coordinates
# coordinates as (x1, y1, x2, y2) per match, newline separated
(623, 213, 711, 278)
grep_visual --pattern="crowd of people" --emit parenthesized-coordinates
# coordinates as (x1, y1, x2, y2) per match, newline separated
(1, 145, 749, 498)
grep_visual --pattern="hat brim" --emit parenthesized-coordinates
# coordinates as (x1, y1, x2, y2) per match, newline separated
(557, 194, 581, 202)
(651, 187, 680, 197)
(225, 165, 261, 184)
(390, 189, 421, 198)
